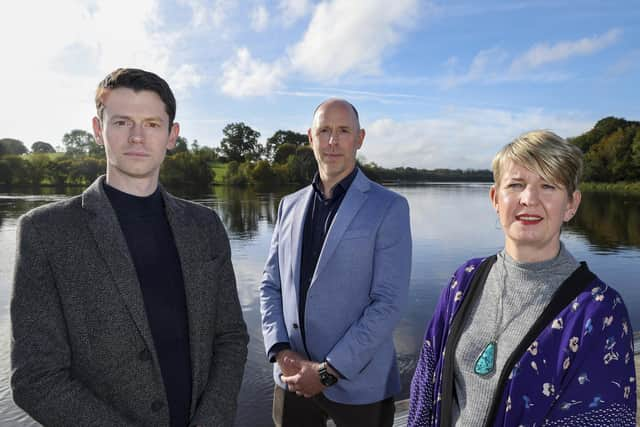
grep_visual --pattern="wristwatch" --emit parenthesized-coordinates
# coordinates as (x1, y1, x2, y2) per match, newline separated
(318, 362, 338, 387)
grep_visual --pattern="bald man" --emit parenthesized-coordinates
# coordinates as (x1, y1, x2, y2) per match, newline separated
(260, 99, 412, 427)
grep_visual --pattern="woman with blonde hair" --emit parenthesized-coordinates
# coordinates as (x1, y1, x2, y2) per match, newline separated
(408, 130, 636, 426)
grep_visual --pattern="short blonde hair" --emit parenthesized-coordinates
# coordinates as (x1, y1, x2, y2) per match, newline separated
(492, 130, 583, 196)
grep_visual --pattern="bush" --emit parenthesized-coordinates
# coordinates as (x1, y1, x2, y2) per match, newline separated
(161, 152, 214, 188)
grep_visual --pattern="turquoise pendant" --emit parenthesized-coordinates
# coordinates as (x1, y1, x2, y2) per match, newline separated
(474, 341, 496, 376)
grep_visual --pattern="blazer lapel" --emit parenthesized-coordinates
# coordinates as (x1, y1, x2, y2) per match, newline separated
(291, 186, 314, 295)
(312, 170, 369, 282)
(161, 190, 211, 411)
(82, 177, 156, 356)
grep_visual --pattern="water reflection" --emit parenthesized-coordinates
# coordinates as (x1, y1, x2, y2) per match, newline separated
(568, 191, 640, 251)
(0, 185, 639, 427)
(169, 185, 296, 240)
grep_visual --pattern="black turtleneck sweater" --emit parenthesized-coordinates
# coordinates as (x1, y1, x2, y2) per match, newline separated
(104, 183, 191, 427)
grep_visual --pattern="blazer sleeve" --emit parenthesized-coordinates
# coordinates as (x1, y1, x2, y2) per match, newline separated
(10, 214, 139, 426)
(259, 198, 290, 357)
(191, 214, 249, 427)
(325, 196, 412, 379)
(408, 281, 452, 427)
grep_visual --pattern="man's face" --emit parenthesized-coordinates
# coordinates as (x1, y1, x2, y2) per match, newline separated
(308, 101, 364, 186)
(92, 87, 178, 188)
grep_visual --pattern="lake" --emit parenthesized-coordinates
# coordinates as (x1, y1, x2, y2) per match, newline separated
(1, 183, 639, 426)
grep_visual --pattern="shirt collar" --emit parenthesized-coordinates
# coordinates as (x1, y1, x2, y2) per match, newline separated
(312, 167, 358, 201)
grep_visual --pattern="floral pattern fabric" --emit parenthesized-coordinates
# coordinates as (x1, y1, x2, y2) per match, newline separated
(408, 257, 637, 427)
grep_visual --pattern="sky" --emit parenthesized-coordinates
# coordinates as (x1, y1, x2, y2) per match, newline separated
(1, 0, 639, 169)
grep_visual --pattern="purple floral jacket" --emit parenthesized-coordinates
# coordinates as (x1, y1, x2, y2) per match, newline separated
(408, 256, 637, 426)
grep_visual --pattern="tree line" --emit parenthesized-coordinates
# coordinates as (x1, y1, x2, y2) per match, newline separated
(1, 116, 638, 188)
(568, 116, 640, 182)
(0, 124, 316, 188)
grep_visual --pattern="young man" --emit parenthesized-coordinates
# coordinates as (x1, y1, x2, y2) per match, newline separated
(260, 99, 412, 426)
(11, 68, 248, 427)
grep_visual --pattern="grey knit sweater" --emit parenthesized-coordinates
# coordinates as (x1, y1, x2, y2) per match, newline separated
(451, 243, 579, 426)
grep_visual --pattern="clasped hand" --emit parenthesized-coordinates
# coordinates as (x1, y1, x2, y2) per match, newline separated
(277, 350, 325, 398)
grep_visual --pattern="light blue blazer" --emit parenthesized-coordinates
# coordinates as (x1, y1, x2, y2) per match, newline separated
(260, 169, 412, 404)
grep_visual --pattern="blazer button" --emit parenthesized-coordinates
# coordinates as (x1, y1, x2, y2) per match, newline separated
(139, 349, 151, 361)
(292, 323, 299, 329)
(151, 400, 164, 412)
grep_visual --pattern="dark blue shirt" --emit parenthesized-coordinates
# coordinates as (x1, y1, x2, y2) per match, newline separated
(104, 183, 192, 427)
(298, 168, 358, 345)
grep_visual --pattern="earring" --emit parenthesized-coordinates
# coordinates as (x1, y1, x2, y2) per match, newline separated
(494, 217, 502, 230)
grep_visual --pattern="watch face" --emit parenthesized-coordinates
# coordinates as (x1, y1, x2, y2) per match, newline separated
(320, 371, 338, 386)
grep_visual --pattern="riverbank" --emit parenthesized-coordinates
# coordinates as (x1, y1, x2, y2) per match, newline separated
(581, 181, 640, 195)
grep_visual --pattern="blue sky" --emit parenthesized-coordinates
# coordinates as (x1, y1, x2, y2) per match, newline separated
(1, 0, 638, 169)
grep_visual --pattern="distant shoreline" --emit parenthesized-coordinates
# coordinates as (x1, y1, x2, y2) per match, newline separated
(580, 181, 640, 195)
(2, 180, 640, 194)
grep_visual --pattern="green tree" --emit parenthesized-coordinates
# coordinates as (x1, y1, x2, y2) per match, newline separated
(196, 146, 218, 163)
(46, 157, 73, 187)
(31, 141, 56, 153)
(168, 136, 189, 155)
(273, 143, 299, 164)
(569, 116, 640, 183)
(631, 130, 640, 180)
(250, 160, 279, 186)
(286, 145, 316, 184)
(0, 160, 11, 184)
(220, 122, 262, 162)
(272, 162, 290, 184)
(69, 158, 106, 184)
(161, 151, 214, 188)
(224, 160, 253, 186)
(63, 129, 99, 157)
(27, 154, 51, 185)
(0, 138, 28, 156)
(570, 117, 630, 154)
(0, 155, 29, 184)
(265, 130, 307, 161)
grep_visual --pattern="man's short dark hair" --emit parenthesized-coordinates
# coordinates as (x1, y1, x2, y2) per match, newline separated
(95, 68, 177, 129)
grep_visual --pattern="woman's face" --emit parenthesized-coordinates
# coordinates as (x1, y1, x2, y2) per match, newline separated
(490, 161, 581, 262)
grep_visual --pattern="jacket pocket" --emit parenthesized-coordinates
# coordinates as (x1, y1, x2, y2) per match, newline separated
(342, 229, 371, 240)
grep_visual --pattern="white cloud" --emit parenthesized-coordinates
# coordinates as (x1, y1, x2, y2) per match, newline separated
(250, 4, 270, 32)
(278, 0, 311, 26)
(510, 28, 622, 73)
(178, 0, 236, 28)
(221, 48, 285, 97)
(179, 0, 209, 27)
(217, 0, 420, 96)
(440, 29, 622, 88)
(440, 48, 508, 88)
(0, 0, 196, 145)
(361, 108, 594, 169)
(211, 0, 237, 27)
(170, 64, 203, 95)
(289, 0, 419, 80)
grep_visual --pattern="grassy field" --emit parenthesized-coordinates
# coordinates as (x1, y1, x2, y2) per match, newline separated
(211, 162, 228, 185)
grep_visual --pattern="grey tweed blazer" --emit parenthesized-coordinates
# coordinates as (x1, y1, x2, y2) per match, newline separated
(11, 176, 249, 427)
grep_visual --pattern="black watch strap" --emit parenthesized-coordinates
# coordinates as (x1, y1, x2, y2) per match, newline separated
(318, 362, 338, 387)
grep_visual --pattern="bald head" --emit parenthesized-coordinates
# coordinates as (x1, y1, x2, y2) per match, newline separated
(307, 98, 365, 194)
(312, 98, 361, 131)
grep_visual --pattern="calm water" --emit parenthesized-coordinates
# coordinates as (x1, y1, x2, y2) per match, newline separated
(1, 184, 639, 426)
